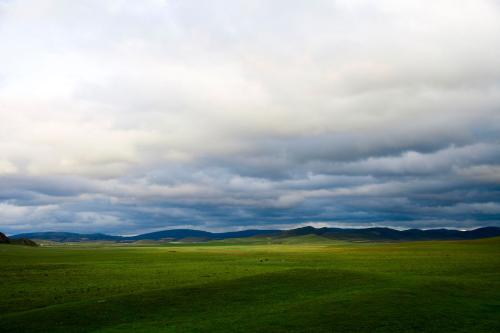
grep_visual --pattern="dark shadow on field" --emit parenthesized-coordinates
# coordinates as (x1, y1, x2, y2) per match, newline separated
(3, 267, 500, 333)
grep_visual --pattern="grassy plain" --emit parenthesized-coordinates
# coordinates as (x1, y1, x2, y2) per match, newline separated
(1, 236, 500, 332)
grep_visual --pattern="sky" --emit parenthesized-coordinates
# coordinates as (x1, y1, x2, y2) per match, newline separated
(1, 0, 500, 235)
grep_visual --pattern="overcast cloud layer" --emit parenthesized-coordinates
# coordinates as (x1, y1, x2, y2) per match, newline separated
(1, 0, 500, 234)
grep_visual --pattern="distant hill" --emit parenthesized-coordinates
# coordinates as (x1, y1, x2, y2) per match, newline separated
(10, 238, 38, 246)
(11, 229, 280, 242)
(280, 226, 500, 241)
(9, 232, 121, 242)
(125, 229, 213, 241)
(10, 226, 500, 243)
(216, 230, 280, 239)
(0, 232, 10, 244)
(125, 229, 280, 241)
(1, 231, 38, 246)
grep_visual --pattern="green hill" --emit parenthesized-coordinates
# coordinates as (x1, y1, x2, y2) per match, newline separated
(0, 232, 37, 246)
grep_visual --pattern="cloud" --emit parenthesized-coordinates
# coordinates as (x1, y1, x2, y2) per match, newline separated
(0, 0, 499, 234)
(456, 165, 500, 184)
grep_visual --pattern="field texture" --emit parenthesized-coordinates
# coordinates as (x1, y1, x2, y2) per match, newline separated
(1, 237, 500, 332)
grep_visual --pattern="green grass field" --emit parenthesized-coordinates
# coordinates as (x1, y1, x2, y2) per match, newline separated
(1, 237, 500, 332)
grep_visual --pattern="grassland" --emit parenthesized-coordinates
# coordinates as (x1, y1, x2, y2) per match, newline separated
(1, 236, 500, 332)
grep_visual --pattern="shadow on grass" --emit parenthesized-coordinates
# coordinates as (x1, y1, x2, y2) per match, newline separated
(4, 267, 499, 333)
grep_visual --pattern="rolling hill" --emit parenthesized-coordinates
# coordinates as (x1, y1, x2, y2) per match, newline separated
(280, 226, 500, 241)
(0, 231, 37, 246)
(8, 232, 121, 242)
(9, 226, 500, 243)
(9, 229, 281, 242)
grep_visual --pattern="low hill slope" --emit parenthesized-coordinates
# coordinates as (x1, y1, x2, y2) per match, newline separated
(0, 232, 10, 244)
(0, 231, 37, 246)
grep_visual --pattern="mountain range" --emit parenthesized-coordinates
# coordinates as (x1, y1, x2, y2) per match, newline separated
(8, 226, 500, 243)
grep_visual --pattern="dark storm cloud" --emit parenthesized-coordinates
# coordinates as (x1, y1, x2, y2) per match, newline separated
(0, 0, 500, 234)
